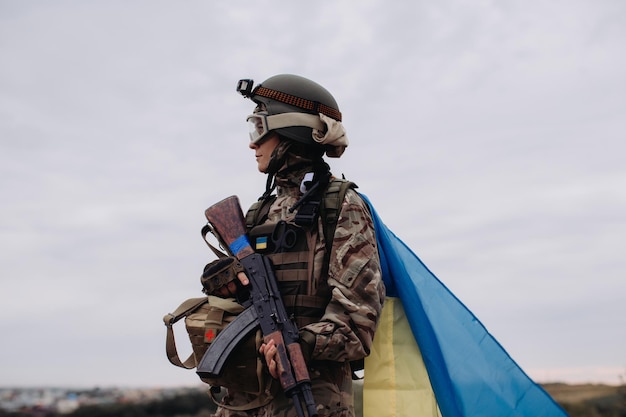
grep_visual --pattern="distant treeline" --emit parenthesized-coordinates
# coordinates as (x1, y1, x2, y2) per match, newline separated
(2, 384, 624, 417)
(558, 393, 626, 417)
(544, 382, 626, 417)
(0, 389, 216, 417)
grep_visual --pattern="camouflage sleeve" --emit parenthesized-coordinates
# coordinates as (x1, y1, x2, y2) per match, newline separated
(301, 189, 385, 363)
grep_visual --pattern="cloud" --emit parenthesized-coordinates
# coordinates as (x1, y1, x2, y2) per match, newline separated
(1, 0, 625, 387)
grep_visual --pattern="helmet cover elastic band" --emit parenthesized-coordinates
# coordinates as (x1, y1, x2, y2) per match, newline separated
(253, 86, 342, 121)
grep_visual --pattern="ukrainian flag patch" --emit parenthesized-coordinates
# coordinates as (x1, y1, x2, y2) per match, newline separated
(255, 236, 268, 250)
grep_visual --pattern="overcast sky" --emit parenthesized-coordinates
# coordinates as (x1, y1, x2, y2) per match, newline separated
(1, 0, 624, 388)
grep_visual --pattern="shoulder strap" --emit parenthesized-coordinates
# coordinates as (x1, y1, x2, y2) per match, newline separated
(320, 178, 357, 249)
(163, 297, 208, 369)
(245, 195, 277, 230)
(319, 178, 357, 274)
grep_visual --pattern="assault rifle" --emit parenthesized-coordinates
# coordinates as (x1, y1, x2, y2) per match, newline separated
(196, 196, 317, 417)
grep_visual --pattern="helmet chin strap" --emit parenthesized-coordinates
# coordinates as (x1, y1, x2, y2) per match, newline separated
(260, 174, 276, 201)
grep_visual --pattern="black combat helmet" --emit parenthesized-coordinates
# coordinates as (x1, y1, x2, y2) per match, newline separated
(237, 74, 343, 150)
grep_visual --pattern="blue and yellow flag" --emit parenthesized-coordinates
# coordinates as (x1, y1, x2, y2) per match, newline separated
(360, 195, 567, 417)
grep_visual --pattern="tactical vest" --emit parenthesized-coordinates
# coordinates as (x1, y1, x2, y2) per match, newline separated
(245, 179, 357, 328)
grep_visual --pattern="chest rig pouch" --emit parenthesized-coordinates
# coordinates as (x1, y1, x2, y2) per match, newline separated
(247, 220, 329, 328)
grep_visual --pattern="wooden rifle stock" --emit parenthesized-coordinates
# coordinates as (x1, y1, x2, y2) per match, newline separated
(204, 196, 254, 259)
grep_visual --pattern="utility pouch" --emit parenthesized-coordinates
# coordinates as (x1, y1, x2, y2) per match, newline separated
(163, 296, 271, 400)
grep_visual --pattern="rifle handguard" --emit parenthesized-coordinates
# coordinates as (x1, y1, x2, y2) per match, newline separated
(201, 256, 245, 295)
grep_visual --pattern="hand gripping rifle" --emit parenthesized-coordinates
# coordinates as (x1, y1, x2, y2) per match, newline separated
(196, 196, 318, 417)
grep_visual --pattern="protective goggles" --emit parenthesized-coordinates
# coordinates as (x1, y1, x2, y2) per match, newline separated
(247, 112, 325, 144)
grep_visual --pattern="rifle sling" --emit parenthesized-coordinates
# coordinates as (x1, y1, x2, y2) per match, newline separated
(163, 297, 208, 369)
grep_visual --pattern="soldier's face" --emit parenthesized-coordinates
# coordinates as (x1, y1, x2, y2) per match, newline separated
(249, 132, 280, 173)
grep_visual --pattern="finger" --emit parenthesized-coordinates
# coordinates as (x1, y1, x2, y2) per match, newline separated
(269, 359, 278, 379)
(236, 271, 249, 286)
(263, 345, 274, 364)
(262, 342, 276, 363)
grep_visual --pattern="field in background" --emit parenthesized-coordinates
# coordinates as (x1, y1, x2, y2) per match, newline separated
(351, 381, 625, 417)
